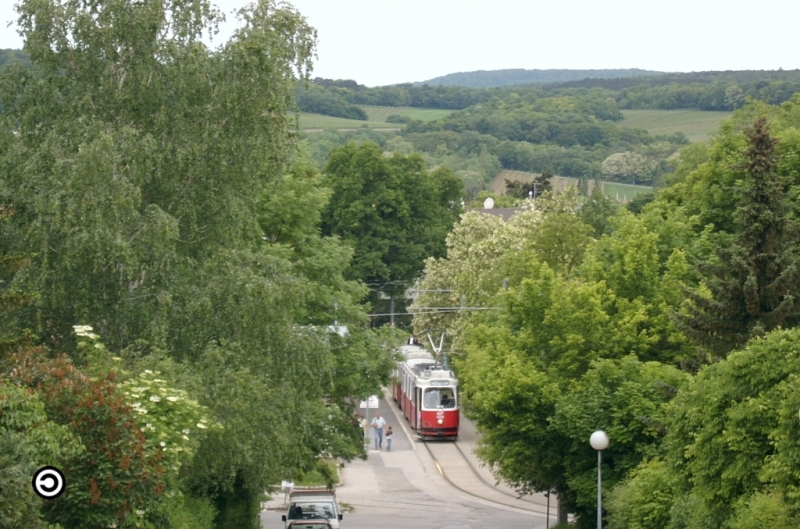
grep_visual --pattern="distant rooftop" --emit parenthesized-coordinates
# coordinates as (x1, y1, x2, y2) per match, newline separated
(472, 208, 521, 221)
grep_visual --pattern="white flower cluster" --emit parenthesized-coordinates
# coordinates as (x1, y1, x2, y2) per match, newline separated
(72, 324, 100, 340)
(120, 370, 214, 465)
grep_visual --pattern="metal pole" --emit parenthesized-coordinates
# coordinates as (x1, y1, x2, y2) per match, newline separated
(365, 401, 370, 450)
(546, 491, 550, 529)
(597, 450, 602, 529)
(390, 294, 395, 327)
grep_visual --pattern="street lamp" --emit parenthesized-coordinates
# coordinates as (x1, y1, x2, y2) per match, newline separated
(590, 430, 610, 529)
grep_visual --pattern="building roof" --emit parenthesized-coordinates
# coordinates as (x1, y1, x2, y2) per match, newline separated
(472, 208, 521, 221)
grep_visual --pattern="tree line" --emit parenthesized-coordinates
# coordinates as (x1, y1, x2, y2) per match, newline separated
(297, 70, 800, 114)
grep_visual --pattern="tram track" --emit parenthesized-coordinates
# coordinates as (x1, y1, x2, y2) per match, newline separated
(421, 440, 549, 516)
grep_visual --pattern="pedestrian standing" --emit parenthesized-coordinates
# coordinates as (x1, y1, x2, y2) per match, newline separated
(371, 412, 386, 450)
(386, 426, 393, 452)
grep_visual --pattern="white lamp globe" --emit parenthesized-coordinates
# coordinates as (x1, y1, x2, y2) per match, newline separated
(590, 430, 610, 451)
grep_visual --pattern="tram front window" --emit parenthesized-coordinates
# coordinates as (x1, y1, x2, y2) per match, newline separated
(423, 387, 456, 409)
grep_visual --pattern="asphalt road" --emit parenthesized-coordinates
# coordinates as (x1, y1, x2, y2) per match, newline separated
(262, 392, 555, 529)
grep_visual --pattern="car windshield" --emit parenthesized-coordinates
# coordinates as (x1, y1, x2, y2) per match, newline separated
(423, 387, 456, 409)
(288, 501, 336, 520)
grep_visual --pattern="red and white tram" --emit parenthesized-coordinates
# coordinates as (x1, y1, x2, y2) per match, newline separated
(392, 338, 459, 440)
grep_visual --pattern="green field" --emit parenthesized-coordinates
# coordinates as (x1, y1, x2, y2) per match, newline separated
(358, 106, 454, 123)
(298, 113, 400, 131)
(619, 109, 732, 142)
(601, 181, 653, 201)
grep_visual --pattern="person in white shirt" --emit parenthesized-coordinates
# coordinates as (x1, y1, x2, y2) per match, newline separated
(371, 412, 386, 449)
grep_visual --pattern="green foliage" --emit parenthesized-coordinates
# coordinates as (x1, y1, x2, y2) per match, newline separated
(606, 458, 677, 529)
(0, 383, 82, 529)
(471, 191, 519, 208)
(0, 49, 31, 71)
(726, 491, 800, 529)
(528, 212, 593, 278)
(385, 114, 412, 124)
(552, 357, 689, 528)
(0, 1, 399, 527)
(674, 116, 800, 356)
(296, 83, 367, 120)
(3, 345, 163, 528)
(579, 187, 621, 237)
(321, 142, 462, 283)
(660, 328, 800, 528)
(504, 168, 552, 198)
(417, 184, 695, 526)
(118, 369, 216, 481)
(295, 459, 339, 488)
(625, 192, 656, 214)
(460, 324, 567, 495)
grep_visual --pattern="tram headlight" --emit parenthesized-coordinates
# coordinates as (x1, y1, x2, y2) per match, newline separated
(437, 419, 443, 425)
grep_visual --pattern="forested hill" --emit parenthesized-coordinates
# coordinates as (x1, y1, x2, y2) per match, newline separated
(549, 69, 800, 90)
(414, 68, 662, 88)
(0, 49, 31, 70)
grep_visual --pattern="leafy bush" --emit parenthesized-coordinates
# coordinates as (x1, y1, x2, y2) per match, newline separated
(385, 114, 412, 124)
(3, 345, 164, 529)
(0, 383, 82, 529)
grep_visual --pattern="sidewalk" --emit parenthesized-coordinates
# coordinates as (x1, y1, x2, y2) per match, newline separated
(263, 390, 554, 521)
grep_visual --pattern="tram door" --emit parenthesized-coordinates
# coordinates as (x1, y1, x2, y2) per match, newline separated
(415, 387, 423, 429)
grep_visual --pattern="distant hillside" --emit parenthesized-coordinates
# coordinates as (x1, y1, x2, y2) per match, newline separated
(0, 49, 31, 70)
(548, 69, 800, 90)
(414, 68, 663, 88)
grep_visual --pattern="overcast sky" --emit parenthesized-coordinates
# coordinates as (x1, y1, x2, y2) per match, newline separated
(2, 0, 799, 87)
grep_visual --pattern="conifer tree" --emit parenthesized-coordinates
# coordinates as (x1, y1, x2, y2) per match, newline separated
(675, 117, 800, 355)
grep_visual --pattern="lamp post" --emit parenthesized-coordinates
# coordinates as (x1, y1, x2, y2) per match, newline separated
(590, 430, 610, 529)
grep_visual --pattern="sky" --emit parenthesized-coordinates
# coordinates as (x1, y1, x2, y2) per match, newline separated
(2, 0, 799, 87)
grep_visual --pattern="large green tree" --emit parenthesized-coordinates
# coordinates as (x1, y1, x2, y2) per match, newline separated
(674, 117, 800, 356)
(321, 142, 463, 285)
(609, 328, 800, 529)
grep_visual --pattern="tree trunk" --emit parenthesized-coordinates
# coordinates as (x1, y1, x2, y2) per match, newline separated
(557, 495, 568, 525)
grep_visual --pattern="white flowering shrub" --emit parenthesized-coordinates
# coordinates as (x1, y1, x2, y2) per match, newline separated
(118, 370, 217, 480)
(72, 325, 218, 482)
(410, 189, 582, 344)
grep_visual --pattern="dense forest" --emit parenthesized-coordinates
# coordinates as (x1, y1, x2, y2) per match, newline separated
(302, 69, 800, 112)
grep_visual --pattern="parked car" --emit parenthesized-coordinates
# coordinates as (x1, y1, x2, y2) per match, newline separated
(282, 490, 343, 529)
